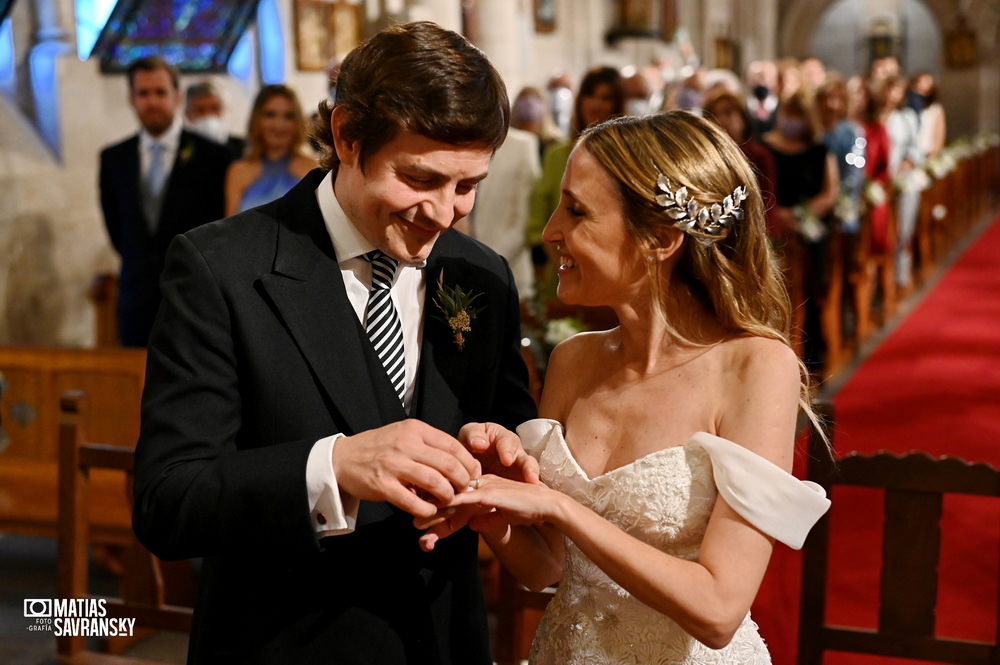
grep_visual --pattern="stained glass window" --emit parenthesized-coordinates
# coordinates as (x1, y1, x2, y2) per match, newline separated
(92, 0, 258, 73)
(75, 0, 117, 60)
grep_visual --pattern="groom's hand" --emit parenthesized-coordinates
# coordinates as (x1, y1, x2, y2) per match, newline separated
(332, 420, 481, 519)
(459, 422, 539, 484)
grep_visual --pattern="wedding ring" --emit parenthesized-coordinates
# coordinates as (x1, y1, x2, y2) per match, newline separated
(469, 477, 481, 490)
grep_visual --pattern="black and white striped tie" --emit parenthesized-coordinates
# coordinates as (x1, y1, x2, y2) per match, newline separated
(364, 250, 406, 405)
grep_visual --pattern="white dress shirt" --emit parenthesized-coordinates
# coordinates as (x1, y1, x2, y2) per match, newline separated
(305, 170, 427, 536)
(139, 113, 183, 182)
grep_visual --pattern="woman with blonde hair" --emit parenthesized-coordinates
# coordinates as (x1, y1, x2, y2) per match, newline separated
(425, 112, 829, 663)
(225, 84, 317, 215)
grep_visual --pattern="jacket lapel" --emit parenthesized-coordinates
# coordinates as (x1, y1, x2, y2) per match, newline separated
(257, 171, 404, 437)
(122, 136, 147, 231)
(413, 237, 472, 435)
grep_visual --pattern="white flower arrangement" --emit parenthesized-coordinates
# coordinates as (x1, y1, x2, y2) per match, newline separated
(894, 168, 932, 193)
(793, 204, 827, 242)
(834, 193, 859, 230)
(864, 180, 887, 207)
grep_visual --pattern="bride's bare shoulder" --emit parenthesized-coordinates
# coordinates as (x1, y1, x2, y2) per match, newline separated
(538, 330, 614, 420)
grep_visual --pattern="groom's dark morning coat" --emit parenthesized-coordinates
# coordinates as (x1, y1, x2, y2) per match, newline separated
(133, 169, 537, 664)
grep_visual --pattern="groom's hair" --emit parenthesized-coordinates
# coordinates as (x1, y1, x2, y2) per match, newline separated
(311, 21, 509, 171)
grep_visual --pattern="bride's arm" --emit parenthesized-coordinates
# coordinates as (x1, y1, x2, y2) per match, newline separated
(454, 339, 801, 649)
(468, 336, 598, 591)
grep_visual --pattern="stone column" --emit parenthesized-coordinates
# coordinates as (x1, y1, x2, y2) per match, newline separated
(473, 0, 531, 98)
(406, 0, 463, 32)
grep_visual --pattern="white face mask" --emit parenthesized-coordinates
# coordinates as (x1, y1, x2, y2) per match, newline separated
(187, 115, 228, 144)
(625, 98, 653, 117)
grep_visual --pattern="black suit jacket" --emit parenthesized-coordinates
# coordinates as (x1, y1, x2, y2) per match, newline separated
(133, 169, 537, 665)
(99, 129, 232, 346)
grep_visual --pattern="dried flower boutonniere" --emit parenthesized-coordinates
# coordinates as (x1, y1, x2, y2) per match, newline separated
(432, 271, 485, 350)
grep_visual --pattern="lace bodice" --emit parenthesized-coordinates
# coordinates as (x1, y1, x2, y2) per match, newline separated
(516, 419, 830, 665)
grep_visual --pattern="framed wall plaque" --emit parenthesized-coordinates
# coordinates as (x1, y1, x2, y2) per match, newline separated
(293, 0, 362, 72)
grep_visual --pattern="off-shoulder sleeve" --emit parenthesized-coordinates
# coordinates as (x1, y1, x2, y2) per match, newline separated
(517, 418, 561, 460)
(688, 432, 830, 550)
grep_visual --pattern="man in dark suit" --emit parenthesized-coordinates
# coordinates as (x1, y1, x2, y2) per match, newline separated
(99, 56, 232, 347)
(133, 22, 538, 665)
(184, 80, 247, 159)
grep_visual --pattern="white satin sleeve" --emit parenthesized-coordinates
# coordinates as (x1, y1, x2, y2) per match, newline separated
(516, 418, 561, 459)
(688, 432, 830, 550)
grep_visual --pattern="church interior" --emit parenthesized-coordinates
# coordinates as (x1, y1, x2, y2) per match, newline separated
(0, 0, 998, 663)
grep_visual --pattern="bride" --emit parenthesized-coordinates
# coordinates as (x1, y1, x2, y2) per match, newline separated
(429, 111, 830, 663)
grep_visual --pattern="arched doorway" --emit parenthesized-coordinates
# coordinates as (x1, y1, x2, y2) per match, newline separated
(808, 0, 941, 77)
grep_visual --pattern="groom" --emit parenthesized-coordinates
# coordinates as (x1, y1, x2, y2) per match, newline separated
(132, 21, 537, 665)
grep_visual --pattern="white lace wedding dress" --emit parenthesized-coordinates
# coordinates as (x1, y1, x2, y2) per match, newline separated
(516, 419, 830, 665)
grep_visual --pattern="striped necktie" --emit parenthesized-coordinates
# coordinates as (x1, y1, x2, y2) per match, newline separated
(364, 250, 406, 405)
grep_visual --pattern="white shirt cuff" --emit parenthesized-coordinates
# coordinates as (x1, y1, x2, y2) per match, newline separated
(306, 434, 360, 536)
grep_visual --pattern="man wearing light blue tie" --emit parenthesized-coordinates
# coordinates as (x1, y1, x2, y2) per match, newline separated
(98, 56, 232, 346)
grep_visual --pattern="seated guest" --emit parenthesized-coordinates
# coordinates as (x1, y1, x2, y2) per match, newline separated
(185, 80, 246, 159)
(703, 89, 780, 237)
(225, 84, 317, 216)
(99, 56, 232, 347)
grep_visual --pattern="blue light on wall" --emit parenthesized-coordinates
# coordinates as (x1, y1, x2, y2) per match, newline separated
(0, 19, 14, 99)
(257, 0, 284, 84)
(75, 0, 116, 60)
(30, 37, 69, 155)
(227, 28, 252, 83)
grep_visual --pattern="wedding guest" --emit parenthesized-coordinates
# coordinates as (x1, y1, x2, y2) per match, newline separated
(427, 111, 830, 663)
(703, 89, 780, 237)
(184, 80, 246, 159)
(511, 86, 560, 159)
(817, 77, 868, 340)
(745, 59, 779, 136)
(909, 72, 947, 159)
(528, 66, 624, 267)
(224, 84, 317, 216)
(877, 75, 924, 288)
(99, 56, 232, 346)
(132, 21, 537, 664)
(762, 90, 839, 369)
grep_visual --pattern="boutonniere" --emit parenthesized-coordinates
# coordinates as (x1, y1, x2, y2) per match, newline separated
(178, 141, 196, 165)
(432, 270, 485, 351)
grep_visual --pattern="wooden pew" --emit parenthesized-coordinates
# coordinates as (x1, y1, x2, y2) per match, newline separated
(0, 346, 146, 544)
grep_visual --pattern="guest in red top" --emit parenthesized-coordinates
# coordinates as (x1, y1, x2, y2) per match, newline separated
(703, 90, 780, 237)
(847, 75, 891, 254)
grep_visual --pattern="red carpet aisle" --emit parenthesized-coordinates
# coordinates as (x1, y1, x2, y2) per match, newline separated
(753, 213, 1000, 665)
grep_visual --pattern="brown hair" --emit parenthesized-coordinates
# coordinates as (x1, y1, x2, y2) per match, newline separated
(246, 84, 308, 161)
(702, 89, 753, 142)
(580, 111, 823, 435)
(310, 21, 509, 171)
(777, 89, 820, 144)
(127, 56, 180, 92)
(571, 66, 625, 139)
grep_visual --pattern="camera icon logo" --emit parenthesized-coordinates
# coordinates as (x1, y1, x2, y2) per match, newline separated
(24, 599, 52, 617)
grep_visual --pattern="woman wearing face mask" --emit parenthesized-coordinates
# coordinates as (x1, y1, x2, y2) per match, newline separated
(528, 67, 625, 274)
(762, 90, 839, 370)
(225, 85, 317, 216)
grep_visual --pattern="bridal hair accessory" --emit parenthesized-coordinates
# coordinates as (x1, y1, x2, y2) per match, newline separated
(654, 173, 747, 244)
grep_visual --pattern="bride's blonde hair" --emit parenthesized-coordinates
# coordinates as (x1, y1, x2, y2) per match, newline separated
(579, 111, 824, 437)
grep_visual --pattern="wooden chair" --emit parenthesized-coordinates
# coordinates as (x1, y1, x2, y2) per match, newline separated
(798, 402, 1000, 665)
(56, 390, 193, 663)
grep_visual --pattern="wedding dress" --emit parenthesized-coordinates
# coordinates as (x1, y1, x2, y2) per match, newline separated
(517, 419, 830, 665)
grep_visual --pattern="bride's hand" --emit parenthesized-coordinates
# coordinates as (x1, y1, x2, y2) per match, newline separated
(448, 474, 558, 526)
